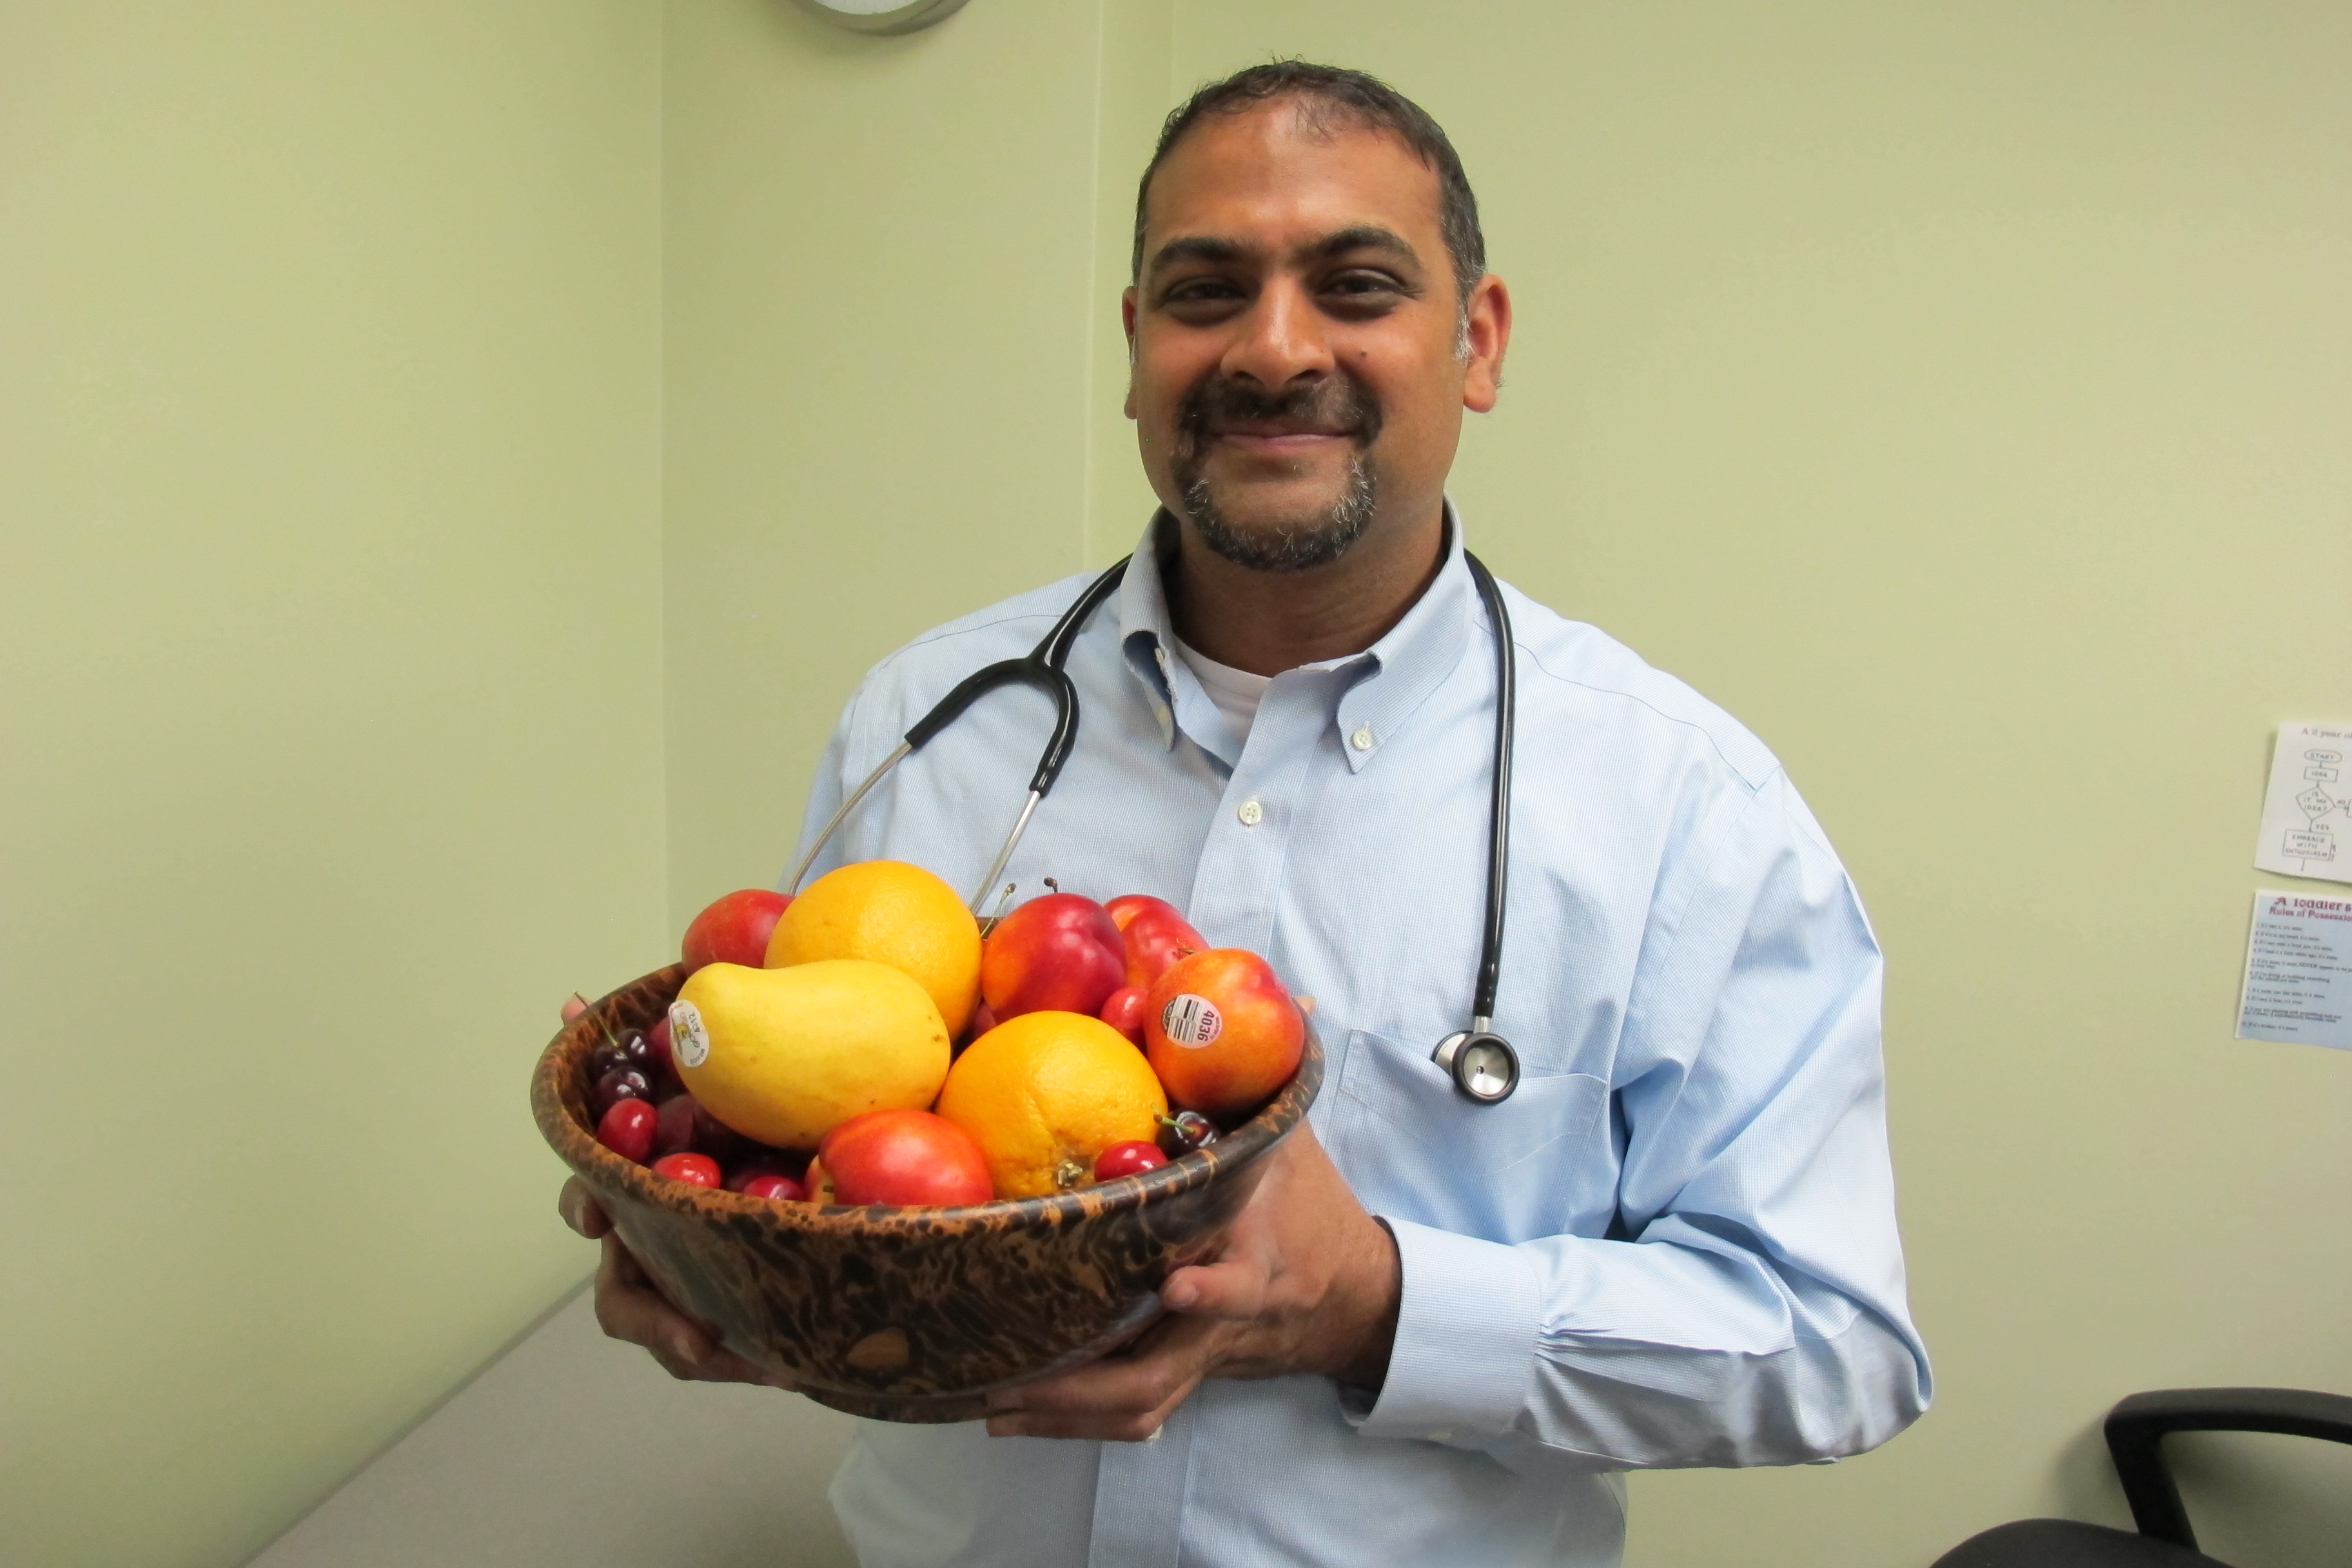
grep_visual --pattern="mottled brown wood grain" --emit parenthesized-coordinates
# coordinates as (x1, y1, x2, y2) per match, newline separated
(531, 963, 1323, 1423)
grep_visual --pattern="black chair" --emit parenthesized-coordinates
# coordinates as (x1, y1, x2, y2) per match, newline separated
(1931, 1389, 2352, 1565)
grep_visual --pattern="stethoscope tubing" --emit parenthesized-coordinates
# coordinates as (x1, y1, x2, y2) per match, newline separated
(787, 558, 1129, 910)
(785, 544, 1522, 1102)
(1463, 552, 1514, 1034)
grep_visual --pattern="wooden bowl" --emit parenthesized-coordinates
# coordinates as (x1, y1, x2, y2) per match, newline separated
(532, 963, 1323, 1423)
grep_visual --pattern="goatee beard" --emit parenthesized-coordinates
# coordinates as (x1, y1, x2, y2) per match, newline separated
(1171, 372, 1383, 574)
(1181, 459, 1377, 573)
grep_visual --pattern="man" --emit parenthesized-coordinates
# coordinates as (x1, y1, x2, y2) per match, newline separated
(562, 62, 1929, 1567)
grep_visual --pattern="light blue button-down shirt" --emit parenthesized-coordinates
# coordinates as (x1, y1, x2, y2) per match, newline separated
(790, 511, 1930, 1568)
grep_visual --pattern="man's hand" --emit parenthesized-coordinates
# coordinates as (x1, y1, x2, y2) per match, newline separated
(556, 995, 791, 1389)
(558, 1178, 792, 1387)
(982, 1122, 1398, 1442)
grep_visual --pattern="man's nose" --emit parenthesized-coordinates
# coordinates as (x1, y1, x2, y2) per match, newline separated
(1217, 278, 1335, 389)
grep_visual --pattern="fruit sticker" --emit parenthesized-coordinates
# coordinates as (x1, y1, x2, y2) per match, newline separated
(1159, 993, 1223, 1048)
(668, 999, 712, 1070)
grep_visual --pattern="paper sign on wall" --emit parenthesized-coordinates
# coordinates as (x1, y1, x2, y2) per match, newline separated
(2254, 721, 2352, 885)
(2236, 890, 2352, 1051)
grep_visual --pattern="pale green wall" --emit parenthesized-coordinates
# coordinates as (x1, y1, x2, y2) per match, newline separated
(1, 6, 664, 1567)
(662, 0, 1140, 923)
(14, 5, 2349, 1567)
(1163, 5, 2352, 1565)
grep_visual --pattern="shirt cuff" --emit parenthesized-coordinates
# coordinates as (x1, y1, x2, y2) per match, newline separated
(1352, 1217, 1542, 1444)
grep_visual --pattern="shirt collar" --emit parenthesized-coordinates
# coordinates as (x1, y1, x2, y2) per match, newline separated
(1115, 513, 1187, 750)
(1113, 502, 1477, 772)
(1327, 502, 1475, 773)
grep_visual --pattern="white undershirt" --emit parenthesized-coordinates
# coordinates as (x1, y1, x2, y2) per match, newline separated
(1171, 636, 1275, 738)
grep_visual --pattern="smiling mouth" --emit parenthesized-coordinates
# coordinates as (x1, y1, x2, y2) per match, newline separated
(1208, 423, 1356, 450)
(1175, 371, 1384, 476)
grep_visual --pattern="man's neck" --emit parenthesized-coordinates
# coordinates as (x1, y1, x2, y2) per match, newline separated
(1162, 502, 1448, 677)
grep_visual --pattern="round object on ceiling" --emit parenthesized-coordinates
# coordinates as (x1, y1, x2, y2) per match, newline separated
(793, 0, 970, 34)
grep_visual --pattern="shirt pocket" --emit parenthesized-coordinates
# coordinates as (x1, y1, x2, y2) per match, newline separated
(1331, 1028, 1609, 1243)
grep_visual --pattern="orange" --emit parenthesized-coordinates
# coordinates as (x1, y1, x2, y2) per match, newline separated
(934, 1011, 1169, 1198)
(767, 859, 981, 1036)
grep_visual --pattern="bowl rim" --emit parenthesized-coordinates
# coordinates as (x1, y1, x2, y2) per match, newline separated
(532, 962, 1324, 1233)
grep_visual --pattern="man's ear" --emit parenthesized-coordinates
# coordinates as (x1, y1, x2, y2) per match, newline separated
(1121, 288, 1140, 418)
(1460, 273, 1513, 413)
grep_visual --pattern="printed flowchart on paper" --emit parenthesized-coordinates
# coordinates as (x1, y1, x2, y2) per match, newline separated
(2253, 722, 2352, 885)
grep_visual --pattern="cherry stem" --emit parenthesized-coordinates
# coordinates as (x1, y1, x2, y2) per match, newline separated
(573, 992, 623, 1050)
(978, 882, 1018, 939)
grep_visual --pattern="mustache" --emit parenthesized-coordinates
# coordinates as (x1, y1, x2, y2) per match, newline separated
(1174, 372, 1384, 453)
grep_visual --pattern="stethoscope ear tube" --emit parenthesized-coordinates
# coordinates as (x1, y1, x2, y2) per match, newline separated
(903, 658, 1082, 796)
(786, 557, 1132, 909)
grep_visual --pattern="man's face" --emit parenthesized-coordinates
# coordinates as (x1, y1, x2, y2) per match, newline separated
(1124, 103, 1504, 573)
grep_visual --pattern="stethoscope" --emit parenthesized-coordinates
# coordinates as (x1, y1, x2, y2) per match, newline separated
(785, 548, 1524, 1105)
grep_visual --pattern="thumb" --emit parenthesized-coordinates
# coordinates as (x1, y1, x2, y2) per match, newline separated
(559, 1177, 611, 1239)
(1161, 1254, 1268, 1321)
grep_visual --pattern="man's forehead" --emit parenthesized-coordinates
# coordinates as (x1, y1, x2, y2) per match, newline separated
(1140, 103, 1444, 263)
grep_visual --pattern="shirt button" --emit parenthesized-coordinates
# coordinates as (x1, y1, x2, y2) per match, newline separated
(1237, 798, 1264, 827)
(1350, 725, 1375, 751)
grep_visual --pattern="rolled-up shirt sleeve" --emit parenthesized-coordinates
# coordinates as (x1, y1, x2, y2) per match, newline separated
(1357, 769, 1932, 1472)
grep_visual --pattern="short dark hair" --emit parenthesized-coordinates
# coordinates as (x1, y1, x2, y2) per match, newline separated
(1132, 61, 1486, 310)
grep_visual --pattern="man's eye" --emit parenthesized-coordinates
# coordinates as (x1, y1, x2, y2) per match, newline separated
(1326, 273, 1404, 298)
(1162, 279, 1244, 305)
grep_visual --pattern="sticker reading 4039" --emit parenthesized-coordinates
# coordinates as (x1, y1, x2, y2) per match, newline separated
(1160, 993, 1223, 1048)
(668, 999, 711, 1070)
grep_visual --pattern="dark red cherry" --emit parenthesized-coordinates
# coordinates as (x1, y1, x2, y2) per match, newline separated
(738, 1172, 805, 1201)
(594, 1067, 653, 1116)
(1155, 1110, 1219, 1158)
(651, 1152, 721, 1188)
(652, 1093, 697, 1158)
(595, 1099, 659, 1164)
(1093, 1141, 1168, 1181)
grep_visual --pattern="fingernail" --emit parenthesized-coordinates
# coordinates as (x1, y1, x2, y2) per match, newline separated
(985, 1416, 1023, 1438)
(1163, 1279, 1197, 1310)
(671, 1332, 705, 1366)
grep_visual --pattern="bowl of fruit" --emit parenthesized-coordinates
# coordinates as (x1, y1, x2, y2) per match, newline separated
(531, 861, 1322, 1423)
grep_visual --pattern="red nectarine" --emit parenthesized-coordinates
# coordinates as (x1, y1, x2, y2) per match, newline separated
(1143, 948, 1304, 1119)
(818, 1108, 994, 1206)
(980, 892, 1126, 1021)
(682, 889, 791, 972)
(1103, 894, 1208, 990)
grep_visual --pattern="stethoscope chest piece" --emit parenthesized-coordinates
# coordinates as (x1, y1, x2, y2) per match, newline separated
(1433, 1029, 1520, 1104)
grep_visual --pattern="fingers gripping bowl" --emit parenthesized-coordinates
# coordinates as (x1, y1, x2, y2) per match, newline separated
(533, 963, 1324, 1423)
